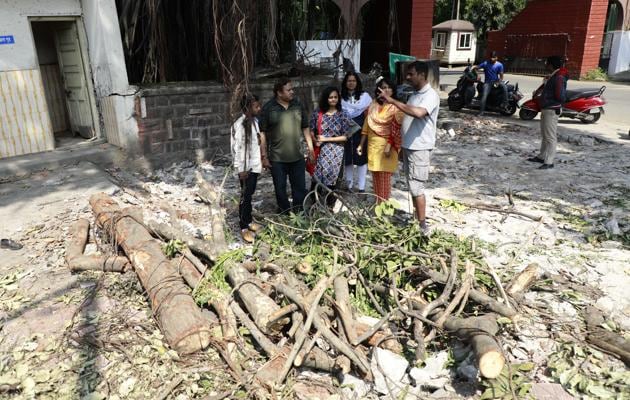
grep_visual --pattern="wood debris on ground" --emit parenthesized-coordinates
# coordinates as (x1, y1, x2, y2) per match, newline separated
(1, 116, 629, 399)
(48, 163, 629, 399)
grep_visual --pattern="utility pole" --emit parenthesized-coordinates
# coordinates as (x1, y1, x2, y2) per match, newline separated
(456, 0, 461, 20)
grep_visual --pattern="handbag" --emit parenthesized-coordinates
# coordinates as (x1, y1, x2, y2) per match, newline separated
(306, 112, 323, 176)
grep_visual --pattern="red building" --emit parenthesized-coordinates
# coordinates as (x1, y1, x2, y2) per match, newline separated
(486, 0, 621, 78)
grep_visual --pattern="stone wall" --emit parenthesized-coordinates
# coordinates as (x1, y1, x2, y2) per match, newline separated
(133, 77, 335, 166)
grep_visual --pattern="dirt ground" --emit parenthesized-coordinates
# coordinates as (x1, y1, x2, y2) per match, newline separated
(0, 109, 628, 399)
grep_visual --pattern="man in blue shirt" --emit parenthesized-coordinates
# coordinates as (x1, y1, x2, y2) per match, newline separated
(474, 51, 508, 116)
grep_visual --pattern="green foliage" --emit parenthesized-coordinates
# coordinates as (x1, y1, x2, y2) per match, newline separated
(438, 198, 468, 213)
(582, 68, 608, 81)
(230, 201, 496, 317)
(374, 199, 399, 218)
(463, 0, 527, 39)
(548, 342, 630, 399)
(433, 0, 457, 25)
(192, 249, 245, 305)
(480, 363, 535, 399)
(161, 239, 185, 258)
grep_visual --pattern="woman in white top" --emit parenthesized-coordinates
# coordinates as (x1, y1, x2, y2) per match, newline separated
(341, 72, 372, 192)
(231, 94, 263, 243)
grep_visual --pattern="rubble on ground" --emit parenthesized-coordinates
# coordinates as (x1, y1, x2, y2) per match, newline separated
(1, 114, 629, 399)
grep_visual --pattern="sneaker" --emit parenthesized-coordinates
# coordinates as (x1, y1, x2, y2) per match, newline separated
(527, 156, 544, 163)
(241, 229, 256, 244)
(419, 221, 431, 236)
(538, 163, 554, 170)
(248, 222, 263, 233)
(0, 239, 23, 250)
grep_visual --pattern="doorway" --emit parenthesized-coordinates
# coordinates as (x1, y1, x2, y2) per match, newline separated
(30, 20, 97, 149)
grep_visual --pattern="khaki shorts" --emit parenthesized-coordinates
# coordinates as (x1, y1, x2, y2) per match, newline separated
(403, 149, 431, 197)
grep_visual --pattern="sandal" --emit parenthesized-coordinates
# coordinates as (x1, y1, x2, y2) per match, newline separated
(1, 239, 23, 250)
(241, 229, 256, 244)
(248, 222, 263, 233)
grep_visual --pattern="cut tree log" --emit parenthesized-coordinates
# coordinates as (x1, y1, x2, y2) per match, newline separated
(354, 320, 403, 354)
(66, 218, 131, 273)
(413, 265, 517, 319)
(226, 261, 290, 334)
(274, 281, 371, 377)
(506, 263, 541, 300)
(277, 272, 334, 384)
(443, 314, 505, 378)
(196, 171, 228, 253)
(334, 276, 357, 344)
(89, 193, 212, 354)
(176, 256, 239, 358)
(584, 307, 630, 366)
(123, 208, 218, 265)
(173, 256, 202, 290)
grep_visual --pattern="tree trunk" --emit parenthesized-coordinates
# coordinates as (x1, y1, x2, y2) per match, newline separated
(123, 207, 218, 265)
(506, 263, 540, 299)
(443, 314, 505, 378)
(195, 171, 228, 254)
(334, 276, 357, 344)
(226, 262, 289, 334)
(89, 193, 212, 354)
(584, 307, 630, 366)
(66, 218, 130, 272)
(414, 265, 517, 319)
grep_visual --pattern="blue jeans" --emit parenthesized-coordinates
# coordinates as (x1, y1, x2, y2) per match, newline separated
(480, 81, 508, 112)
(270, 159, 307, 212)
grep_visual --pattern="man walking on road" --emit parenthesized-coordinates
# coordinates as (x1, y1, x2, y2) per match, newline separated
(527, 56, 568, 170)
(377, 61, 440, 234)
(259, 78, 315, 212)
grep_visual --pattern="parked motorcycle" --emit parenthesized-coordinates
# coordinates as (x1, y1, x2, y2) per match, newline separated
(519, 85, 606, 124)
(447, 65, 523, 116)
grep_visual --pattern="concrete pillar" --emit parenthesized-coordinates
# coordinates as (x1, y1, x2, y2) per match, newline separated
(81, 0, 138, 151)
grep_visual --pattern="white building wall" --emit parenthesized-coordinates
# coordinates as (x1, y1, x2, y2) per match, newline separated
(0, 0, 82, 71)
(608, 31, 630, 75)
(0, 0, 137, 158)
(446, 32, 476, 65)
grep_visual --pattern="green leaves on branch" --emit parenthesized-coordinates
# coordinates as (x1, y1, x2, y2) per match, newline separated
(438, 198, 468, 213)
(480, 362, 535, 399)
(548, 342, 630, 399)
(162, 239, 185, 258)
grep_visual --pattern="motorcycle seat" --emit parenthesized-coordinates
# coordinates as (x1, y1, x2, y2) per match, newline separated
(565, 89, 601, 102)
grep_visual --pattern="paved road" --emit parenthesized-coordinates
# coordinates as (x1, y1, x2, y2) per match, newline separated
(439, 68, 630, 125)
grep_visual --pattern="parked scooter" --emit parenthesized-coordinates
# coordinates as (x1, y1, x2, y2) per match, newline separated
(519, 85, 606, 124)
(447, 65, 523, 116)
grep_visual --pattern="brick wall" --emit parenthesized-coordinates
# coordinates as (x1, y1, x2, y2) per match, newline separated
(486, 0, 609, 78)
(410, 0, 435, 59)
(133, 78, 334, 166)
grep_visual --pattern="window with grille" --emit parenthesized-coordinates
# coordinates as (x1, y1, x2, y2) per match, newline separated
(458, 33, 471, 50)
(435, 32, 447, 49)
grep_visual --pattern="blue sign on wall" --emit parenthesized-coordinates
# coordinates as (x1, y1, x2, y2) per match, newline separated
(0, 35, 15, 45)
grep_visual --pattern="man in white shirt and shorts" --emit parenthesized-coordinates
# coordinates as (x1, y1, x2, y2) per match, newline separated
(376, 61, 439, 234)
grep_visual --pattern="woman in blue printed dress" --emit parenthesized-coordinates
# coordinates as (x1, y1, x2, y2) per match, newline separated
(310, 86, 351, 205)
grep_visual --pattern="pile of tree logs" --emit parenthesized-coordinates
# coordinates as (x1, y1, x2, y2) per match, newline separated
(65, 189, 550, 394)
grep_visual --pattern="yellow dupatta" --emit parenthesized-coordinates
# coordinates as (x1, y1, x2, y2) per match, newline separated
(364, 101, 404, 150)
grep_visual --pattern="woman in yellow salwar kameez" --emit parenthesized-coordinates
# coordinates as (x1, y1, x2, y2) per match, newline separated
(357, 77, 404, 203)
